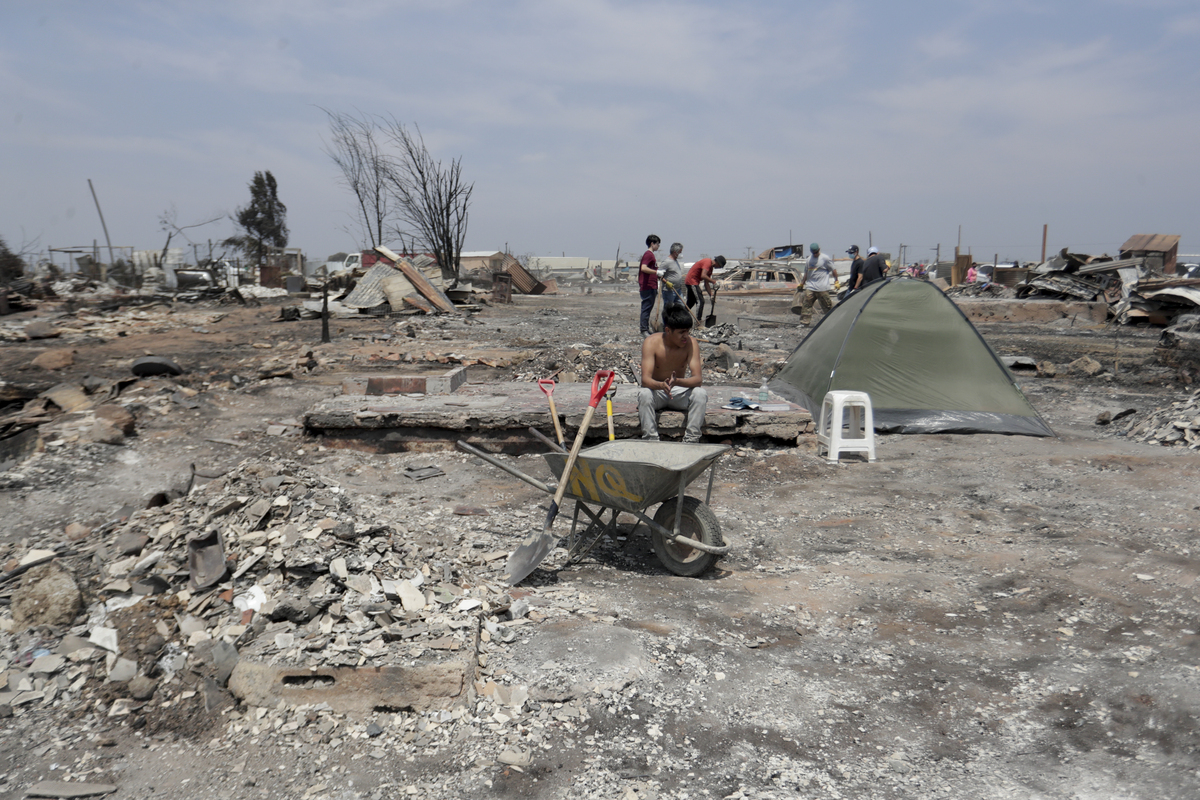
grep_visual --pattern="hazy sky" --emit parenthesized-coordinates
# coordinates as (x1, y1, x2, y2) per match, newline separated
(4, 0, 1199, 268)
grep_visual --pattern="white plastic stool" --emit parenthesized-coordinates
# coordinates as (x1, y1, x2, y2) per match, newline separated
(817, 390, 876, 463)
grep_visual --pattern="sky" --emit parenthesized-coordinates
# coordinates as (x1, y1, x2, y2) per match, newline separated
(3, 0, 1199, 270)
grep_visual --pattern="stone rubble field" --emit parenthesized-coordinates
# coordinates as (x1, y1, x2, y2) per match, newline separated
(1, 289, 1199, 799)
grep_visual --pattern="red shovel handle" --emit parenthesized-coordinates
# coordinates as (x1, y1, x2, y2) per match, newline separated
(537, 378, 555, 397)
(589, 370, 615, 408)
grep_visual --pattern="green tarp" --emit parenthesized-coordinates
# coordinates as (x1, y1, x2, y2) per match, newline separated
(771, 279, 1054, 436)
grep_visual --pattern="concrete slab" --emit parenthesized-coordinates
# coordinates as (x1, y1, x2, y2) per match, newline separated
(304, 382, 813, 453)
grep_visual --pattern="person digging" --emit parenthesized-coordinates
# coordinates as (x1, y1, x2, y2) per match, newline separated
(792, 242, 838, 325)
(638, 303, 707, 443)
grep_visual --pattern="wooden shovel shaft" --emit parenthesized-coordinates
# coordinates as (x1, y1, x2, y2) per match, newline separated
(550, 403, 599, 507)
(546, 395, 565, 446)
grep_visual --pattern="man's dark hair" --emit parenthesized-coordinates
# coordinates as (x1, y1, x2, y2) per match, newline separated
(714, 255, 726, 268)
(646, 234, 661, 248)
(662, 303, 693, 331)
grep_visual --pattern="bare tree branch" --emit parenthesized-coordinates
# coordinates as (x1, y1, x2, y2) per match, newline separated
(321, 109, 394, 249)
(382, 120, 473, 287)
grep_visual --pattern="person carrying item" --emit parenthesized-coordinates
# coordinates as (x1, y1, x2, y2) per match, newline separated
(658, 242, 686, 312)
(857, 246, 887, 288)
(792, 242, 838, 325)
(638, 234, 661, 337)
(638, 304, 707, 443)
(684, 255, 724, 322)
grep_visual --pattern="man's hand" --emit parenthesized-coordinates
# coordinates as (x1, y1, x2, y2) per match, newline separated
(662, 371, 676, 391)
(656, 268, 666, 278)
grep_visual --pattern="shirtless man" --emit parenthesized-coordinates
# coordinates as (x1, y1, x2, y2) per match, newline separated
(638, 304, 707, 443)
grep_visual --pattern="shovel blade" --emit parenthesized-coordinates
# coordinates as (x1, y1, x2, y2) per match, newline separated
(705, 314, 716, 327)
(504, 501, 560, 585)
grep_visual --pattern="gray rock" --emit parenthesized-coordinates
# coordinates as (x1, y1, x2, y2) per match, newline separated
(128, 675, 157, 701)
(212, 641, 239, 686)
(82, 420, 125, 445)
(107, 657, 138, 683)
(1068, 355, 1103, 376)
(12, 562, 82, 630)
(268, 596, 320, 624)
(24, 320, 60, 339)
(710, 344, 737, 370)
(94, 404, 136, 435)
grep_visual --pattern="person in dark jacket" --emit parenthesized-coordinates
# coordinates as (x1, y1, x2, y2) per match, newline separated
(857, 246, 887, 288)
(844, 245, 863, 296)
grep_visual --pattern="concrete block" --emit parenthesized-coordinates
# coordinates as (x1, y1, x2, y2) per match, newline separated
(343, 365, 467, 396)
(229, 659, 468, 714)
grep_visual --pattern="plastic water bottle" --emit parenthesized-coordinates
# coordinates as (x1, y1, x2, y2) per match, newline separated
(758, 377, 770, 406)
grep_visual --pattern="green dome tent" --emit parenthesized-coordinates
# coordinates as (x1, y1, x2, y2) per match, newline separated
(770, 279, 1054, 436)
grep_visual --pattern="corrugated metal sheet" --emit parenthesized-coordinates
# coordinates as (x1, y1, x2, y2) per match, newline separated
(341, 263, 396, 308)
(991, 267, 1029, 288)
(504, 261, 546, 294)
(1120, 234, 1180, 253)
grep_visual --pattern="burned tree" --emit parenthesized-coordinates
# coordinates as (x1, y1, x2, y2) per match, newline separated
(224, 171, 288, 267)
(321, 109, 392, 249)
(383, 120, 473, 287)
(0, 236, 26, 285)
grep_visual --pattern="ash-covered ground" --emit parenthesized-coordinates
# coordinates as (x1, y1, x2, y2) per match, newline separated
(1, 286, 1198, 800)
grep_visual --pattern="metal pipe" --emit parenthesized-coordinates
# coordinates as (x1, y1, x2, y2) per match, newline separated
(527, 426, 566, 453)
(630, 509, 731, 555)
(456, 440, 553, 494)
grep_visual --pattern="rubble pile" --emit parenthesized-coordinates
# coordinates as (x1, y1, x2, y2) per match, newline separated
(1118, 389, 1200, 448)
(1012, 247, 1200, 325)
(0, 452, 656, 782)
(2, 304, 230, 343)
(944, 282, 1014, 299)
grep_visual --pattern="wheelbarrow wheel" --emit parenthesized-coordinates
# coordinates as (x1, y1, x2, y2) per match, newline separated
(651, 496, 724, 577)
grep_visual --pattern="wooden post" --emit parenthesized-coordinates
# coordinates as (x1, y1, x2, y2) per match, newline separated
(952, 253, 971, 286)
(1041, 224, 1048, 262)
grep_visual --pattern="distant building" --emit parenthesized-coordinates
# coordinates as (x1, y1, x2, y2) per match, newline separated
(1120, 234, 1180, 274)
(526, 257, 621, 280)
(458, 251, 520, 275)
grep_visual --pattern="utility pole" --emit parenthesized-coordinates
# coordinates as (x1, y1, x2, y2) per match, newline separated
(868, 231, 873, 249)
(1041, 223, 1048, 262)
(936, 244, 941, 264)
(87, 179, 115, 281)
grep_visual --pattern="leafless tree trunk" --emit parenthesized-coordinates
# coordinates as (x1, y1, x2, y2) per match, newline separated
(383, 120, 473, 287)
(321, 109, 392, 249)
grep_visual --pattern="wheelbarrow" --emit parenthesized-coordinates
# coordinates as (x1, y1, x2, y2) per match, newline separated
(457, 437, 731, 578)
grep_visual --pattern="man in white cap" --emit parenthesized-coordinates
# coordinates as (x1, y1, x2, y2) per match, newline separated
(856, 246, 887, 289)
(792, 242, 837, 325)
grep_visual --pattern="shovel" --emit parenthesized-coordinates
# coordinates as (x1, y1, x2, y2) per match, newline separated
(537, 378, 565, 448)
(504, 369, 616, 585)
(705, 288, 718, 328)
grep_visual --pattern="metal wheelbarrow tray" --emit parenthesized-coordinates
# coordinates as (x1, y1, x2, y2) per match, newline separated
(458, 438, 731, 577)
